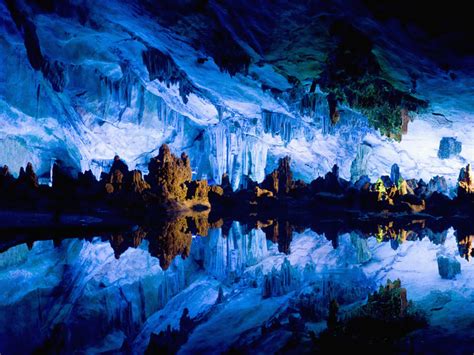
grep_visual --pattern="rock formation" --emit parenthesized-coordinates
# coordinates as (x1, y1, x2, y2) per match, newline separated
(146, 144, 192, 202)
(129, 170, 151, 194)
(390, 163, 401, 186)
(18, 162, 39, 189)
(427, 176, 448, 196)
(0, 165, 14, 189)
(457, 234, 474, 261)
(437, 255, 461, 279)
(186, 180, 210, 206)
(458, 164, 474, 196)
(262, 156, 293, 195)
(350, 143, 372, 183)
(148, 216, 192, 270)
(262, 258, 295, 298)
(263, 220, 293, 254)
(438, 137, 462, 159)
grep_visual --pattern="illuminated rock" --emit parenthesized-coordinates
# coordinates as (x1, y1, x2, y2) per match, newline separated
(146, 144, 192, 202)
(130, 170, 151, 194)
(261, 156, 293, 195)
(458, 164, 474, 195)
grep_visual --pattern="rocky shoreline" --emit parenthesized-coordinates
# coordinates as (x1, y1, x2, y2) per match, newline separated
(0, 144, 472, 222)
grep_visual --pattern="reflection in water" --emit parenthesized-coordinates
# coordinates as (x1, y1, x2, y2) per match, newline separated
(457, 233, 474, 261)
(1, 215, 473, 267)
(102, 217, 474, 266)
(1, 215, 474, 353)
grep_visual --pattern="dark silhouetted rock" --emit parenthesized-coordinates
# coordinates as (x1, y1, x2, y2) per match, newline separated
(110, 155, 129, 175)
(262, 156, 294, 195)
(0, 165, 14, 190)
(18, 162, 39, 188)
(52, 161, 76, 193)
(390, 163, 401, 185)
(380, 175, 393, 188)
(354, 175, 371, 190)
(318, 164, 348, 195)
(427, 175, 448, 195)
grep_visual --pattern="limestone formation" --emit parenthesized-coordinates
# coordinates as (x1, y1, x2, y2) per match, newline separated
(262, 156, 293, 195)
(146, 144, 192, 202)
(390, 163, 401, 185)
(427, 175, 448, 195)
(110, 155, 129, 175)
(255, 186, 274, 198)
(350, 143, 372, 182)
(458, 164, 474, 196)
(186, 180, 210, 202)
(0, 165, 14, 189)
(18, 162, 39, 188)
(438, 137, 462, 159)
(262, 258, 294, 298)
(130, 170, 151, 194)
(148, 216, 192, 270)
(437, 255, 461, 279)
(457, 235, 474, 261)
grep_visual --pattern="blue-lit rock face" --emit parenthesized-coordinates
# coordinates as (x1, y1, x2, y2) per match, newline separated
(0, 0, 473, 189)
(437, 255, 461, 279)
(438, 137, 462, 159)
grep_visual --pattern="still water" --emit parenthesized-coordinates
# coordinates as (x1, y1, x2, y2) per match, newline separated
(0, 218, 473, 353)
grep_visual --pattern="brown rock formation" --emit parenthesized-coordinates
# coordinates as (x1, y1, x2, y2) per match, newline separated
(209, 185, 224, 197)
(148, 216, 192, 270)
(401, 108, 410, 135)
(188, 214, 209, 236)
(262, 156, 293, 195)
(109, 227, 147, 259)
(458, 164, 474, 196)
(263, 220, 293, 254)
(147, 144, 192, 202)
(457, 234, 474, 261)
(186, 180, 210, 203)
(107, 169, 124, 194)
(255, 186, 274, 198)
(130, 170, 151, 194)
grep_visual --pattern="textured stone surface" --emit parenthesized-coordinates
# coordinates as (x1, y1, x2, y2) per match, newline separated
(437, 255, 461, 279)
(350, 143, 373, 183)
(262, 157, 293, 195)
(146, 144, 192, 202)
(438, 137, 462, 159)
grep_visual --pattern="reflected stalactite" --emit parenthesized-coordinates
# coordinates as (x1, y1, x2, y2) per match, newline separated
(107, 216, 200, 270)
(148, 217, 193, 270)
(109, 227, 147, 259)
(5, 213, 474, 267)
(262, 220, 293, 254)
(456, 233, 474, 262)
